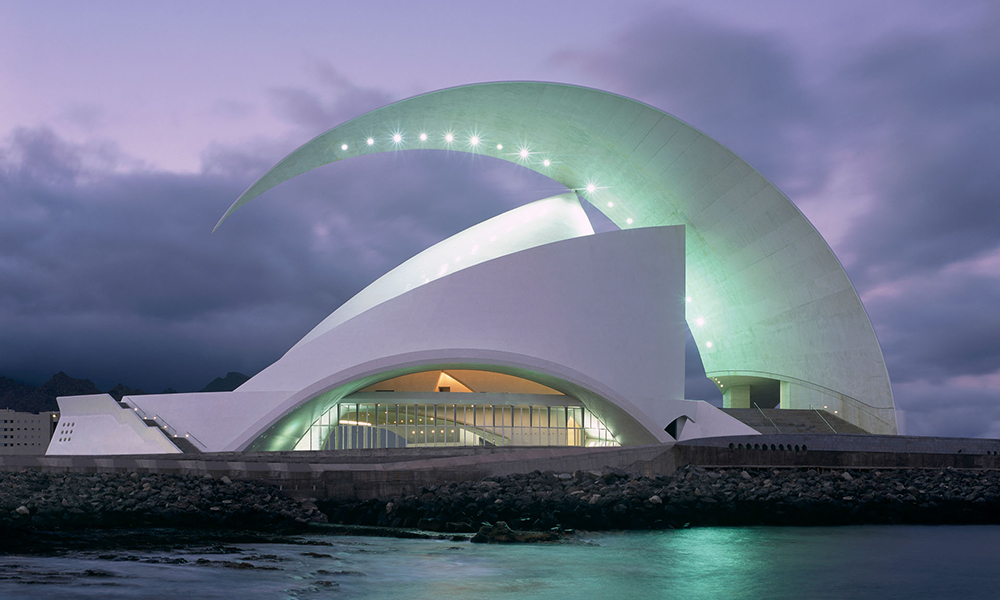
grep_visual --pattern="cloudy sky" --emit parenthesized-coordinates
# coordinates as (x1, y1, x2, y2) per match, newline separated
(1, 0, 998, 437)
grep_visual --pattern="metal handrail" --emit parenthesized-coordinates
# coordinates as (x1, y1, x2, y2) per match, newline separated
(184, 431, 208, 450)
(153, 414, 178, 438)
(121, 402, 204, 447)
(753, 402, 781, 434)
(813, 407, 837, 433)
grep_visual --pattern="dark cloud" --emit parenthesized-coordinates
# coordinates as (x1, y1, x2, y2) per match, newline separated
(268, 60, 397, 133)
(834, 11, 1000, 285)
(896, 380, 1000, 439)
(553, 7, 827, 196)
(865, 256, 1000, 384)
(0, 124, 562, 392)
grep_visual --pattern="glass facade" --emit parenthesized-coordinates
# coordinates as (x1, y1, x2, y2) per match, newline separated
(294, 401, 618, 451)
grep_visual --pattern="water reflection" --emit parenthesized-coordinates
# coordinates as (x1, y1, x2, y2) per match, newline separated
(1, 526, 999, 599)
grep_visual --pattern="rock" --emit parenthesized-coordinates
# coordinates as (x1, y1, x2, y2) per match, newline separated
(220, 476, 233, 485)
(648, 495, 662, 505)
(842, 472, 854, 481)
(15, 505, 29, 516)
(471, 521, 562, 543)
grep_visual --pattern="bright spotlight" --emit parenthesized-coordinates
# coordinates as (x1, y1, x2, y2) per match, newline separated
(444, 133, 454, 143)
(686, 296, 692, 303)
(366, 137, 375, 146)
(419, 132, 428, 141)
(469, 135, 480, 146)
(519, 148, 530, 159)
(542, 159, 550, 167)
(496, 143, 503, 150)
(706, 341, 713, 348)
(606, 201, 613, 207)
(341, 144, 348, 150)
(695, 317, 706, 327)
(626, 218, 633, 225)
(392, 133, 402, 143)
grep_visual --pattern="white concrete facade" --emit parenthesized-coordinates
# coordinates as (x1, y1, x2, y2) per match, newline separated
(48, 394, 181, 455)
(50, 220, 757, 455)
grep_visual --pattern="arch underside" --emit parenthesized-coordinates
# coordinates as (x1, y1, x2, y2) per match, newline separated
(247, 363, 633, 451)
(220, 81, 896, 435)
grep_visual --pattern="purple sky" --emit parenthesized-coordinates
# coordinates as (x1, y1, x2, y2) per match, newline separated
(1, 1, 998, 438)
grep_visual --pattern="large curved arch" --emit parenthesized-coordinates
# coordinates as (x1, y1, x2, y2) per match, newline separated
(218, 81, 896, 434)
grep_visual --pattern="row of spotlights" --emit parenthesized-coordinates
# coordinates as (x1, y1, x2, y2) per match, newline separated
(337, 132, 558, 168)
(336, 130, 639, 224)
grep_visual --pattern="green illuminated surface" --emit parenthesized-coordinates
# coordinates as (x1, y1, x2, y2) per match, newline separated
(221, 82, 896, 434)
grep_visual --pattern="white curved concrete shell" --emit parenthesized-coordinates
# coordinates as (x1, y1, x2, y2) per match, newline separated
(50, 221, 757, 455)
(292, 193, 594, 350)
(217, 82, 896, 434)
(47, 80, 897, 456)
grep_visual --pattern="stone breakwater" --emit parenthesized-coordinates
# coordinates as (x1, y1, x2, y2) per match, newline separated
(1, 470, 326, 531)
(321, 465, 1000, 532)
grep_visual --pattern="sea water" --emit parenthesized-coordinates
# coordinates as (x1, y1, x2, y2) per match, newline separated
(1, 526, 998, 599)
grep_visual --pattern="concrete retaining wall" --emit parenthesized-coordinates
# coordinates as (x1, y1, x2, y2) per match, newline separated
(4, 434, 999, 501)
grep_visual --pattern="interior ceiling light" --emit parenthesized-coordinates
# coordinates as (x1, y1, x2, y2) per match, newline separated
(444, 133, 454, 143)
(469, 135, 480, 146)
(519, 148, 530, 159)
(366, 137, 375, 146)
(543, 159, 550, 166)
(419, 132, 428, 141)
(392, 133, 403, 143)
(341, 144, 348, 150)
(496, 143, 503, 149)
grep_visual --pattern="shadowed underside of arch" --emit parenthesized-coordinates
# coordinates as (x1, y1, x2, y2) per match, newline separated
(217, 81, 896, 434)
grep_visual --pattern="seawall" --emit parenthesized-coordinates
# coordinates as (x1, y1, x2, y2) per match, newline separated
(3, 434, 1000, 501)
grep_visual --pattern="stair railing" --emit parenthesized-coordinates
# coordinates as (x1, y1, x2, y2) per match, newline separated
(812, 407, 837, 433)
(753, 402, 781, 434)
(152, 414, 179, 438)
(184, 432, 208, 450)
(121, 402, 204, 449)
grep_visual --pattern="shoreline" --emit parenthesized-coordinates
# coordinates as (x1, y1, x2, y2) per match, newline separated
(319, 464, 1000, 532)
(4, 465, 1000, 552)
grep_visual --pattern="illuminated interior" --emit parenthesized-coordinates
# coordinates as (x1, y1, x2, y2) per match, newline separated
(293, 369, 618, 450)
(360, 370, 564, 395)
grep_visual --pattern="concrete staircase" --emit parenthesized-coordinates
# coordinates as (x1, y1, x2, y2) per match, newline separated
(722, 408, 869, 435)
(168, 436, 202, 453)
(118, 400, 201, 453)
